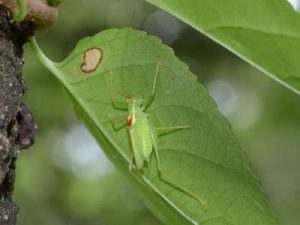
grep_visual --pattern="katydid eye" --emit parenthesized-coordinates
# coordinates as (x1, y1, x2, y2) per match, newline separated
(138, 97, 144, 106)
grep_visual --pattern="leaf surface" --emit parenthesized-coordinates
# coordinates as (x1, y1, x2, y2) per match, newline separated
(32, 28, 278, 225)
(147, 0, 300, 94)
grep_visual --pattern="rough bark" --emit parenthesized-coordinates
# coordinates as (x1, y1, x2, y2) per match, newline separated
(0, 7, 35, 225)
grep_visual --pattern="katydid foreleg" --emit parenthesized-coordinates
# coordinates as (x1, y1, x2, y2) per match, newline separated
(144, 59, 160, 110)
(108, 70, 128, 110)
(105, 115, 127, 131)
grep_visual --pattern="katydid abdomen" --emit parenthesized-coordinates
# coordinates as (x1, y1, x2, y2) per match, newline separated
(128, 110, 154, 170)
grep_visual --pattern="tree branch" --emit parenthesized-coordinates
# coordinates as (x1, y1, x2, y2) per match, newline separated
(0, 6, 36, 225)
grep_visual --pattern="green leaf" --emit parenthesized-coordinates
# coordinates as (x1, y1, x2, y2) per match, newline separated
(147, 0, 300, 95)
(31, 28, 278, 225)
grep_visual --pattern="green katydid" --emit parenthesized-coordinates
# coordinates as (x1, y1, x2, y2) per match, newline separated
(106, 58, 206, 208)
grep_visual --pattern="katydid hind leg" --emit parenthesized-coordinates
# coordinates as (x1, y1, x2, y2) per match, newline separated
(129, 153, 134, 171)
(150, 125, 206, 207)
(150, 124, 162, 172)
(159, 171, 206, 208)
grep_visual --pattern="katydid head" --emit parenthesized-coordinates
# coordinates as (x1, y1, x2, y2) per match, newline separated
(126, 96, 145, 110)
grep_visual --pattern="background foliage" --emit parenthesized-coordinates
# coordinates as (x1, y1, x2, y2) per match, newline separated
(17, 0, 300, 224)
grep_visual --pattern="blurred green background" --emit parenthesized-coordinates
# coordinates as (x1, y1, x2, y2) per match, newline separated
(17, 0, 300, 224)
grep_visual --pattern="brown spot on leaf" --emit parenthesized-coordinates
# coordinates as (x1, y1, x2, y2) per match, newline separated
(81, 48, 103, 73)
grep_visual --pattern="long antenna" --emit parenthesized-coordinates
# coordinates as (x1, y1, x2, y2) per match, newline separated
(119, 10, 137, 96)
(120, 28, 130, 97)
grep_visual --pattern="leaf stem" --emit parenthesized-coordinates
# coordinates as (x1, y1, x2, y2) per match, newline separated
(29, 36, 60, 79)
